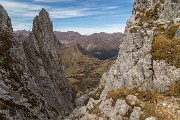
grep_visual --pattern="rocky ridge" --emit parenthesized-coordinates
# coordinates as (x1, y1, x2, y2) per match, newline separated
(56, 31, 124, 60)
(0, 5, 74, 120)
(55, 32, 123, 51)
(64, 0, 180, 119)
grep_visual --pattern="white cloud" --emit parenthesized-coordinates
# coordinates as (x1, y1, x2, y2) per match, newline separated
(101, 6, 119, 10)
(0, 1, 47, 18)
(0, 1, 46, 11)
(0, 0, 129, 32)
(49, 8, 102, 18)
(0, 0, 127, 19)
(56, 24, 126, 35)
(0, 0, 46, 30)
(0, 0, 109, 19)
(34, 0, 73, 3)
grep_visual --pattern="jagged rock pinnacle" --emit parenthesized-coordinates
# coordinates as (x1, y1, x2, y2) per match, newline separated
(23, 8, 75, 117)
(0, 4, 12, 32)
(40, 8, 48, 15)
(32, 8, 53, 33)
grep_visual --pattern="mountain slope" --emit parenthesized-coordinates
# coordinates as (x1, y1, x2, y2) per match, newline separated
(61, 44, 114, 92)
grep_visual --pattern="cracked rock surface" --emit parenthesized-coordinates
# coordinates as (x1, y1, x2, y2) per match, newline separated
(64, 0, 180, 119)
(0, 5, 74, 120)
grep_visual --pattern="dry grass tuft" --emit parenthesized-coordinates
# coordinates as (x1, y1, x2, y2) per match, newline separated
(152, 35, 180, 68)
(165, 81, 180, 97)
(107, 88, 165, 103)
(130, 27, 138, 33)
(165, 23, 180, 39)
(90, 87, 104, 100)
(140, 103, 175, 120)
(108, 87, 179, 120)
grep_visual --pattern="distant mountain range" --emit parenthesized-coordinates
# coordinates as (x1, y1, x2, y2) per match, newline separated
(14, 30, 124, 60)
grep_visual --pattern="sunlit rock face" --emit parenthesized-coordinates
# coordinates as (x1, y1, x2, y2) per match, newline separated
(101, 0, 180, 93)
(0, 5, 74, 120)
(64, 0, 180, 119)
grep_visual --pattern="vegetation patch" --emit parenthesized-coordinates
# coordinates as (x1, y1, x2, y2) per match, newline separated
(155, 24, 165, 34)
(140, 103, 174, 120)
(107, 88, 164, 103)
(107, 86, 180, 119)
(151, 35, 180, 68)
(61, 45, 113, 93)
(165, 23, 180, 39)
(90, 86, 104, 100)
(89, 103, 101, 115)
(130, 27, 138, 33)
(145, 9, 158, 20)
(165, 81, 180, 97)
(160, 0, 165, 4)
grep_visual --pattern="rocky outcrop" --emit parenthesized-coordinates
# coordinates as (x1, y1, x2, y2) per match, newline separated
(101, 0, 180, 93)
(0, 5, 74, 120)
(64, 0, 180, 119)
(23, 8, 74, 116)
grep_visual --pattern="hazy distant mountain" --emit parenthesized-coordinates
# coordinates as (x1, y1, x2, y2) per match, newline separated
(55, 31, 124, 59)
(54, 31, 123, 50)
(14, 31, 124, 59)
(13, 30, 30, 41)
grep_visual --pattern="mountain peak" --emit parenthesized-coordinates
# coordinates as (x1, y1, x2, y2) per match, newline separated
(0, 4, 12, 32)
(24, 8, 74, 117)
(39, 8, 49, 18)
(32, 8, 52, 34)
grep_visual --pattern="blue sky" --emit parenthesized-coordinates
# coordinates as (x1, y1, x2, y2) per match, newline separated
(0, 0, 134, 35)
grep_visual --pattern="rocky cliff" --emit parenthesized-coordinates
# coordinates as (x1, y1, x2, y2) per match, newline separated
(65, 0, 180, 119)
(0, 5, 74, 120)
(101, 0, 180, 93)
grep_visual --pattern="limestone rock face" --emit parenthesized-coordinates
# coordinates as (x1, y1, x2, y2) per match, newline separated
(0, 5, 74, 120)
(64, 0, 180, 119)
(101, 0, 180, 93)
